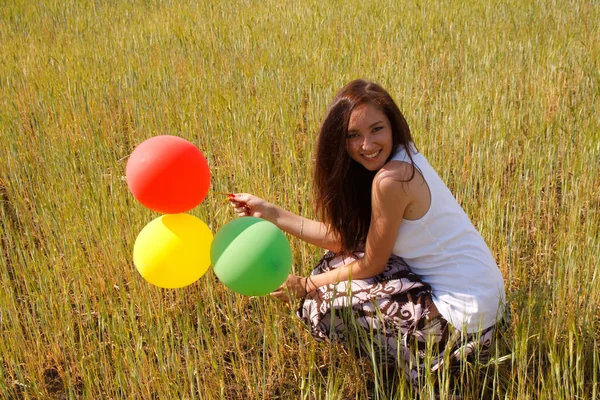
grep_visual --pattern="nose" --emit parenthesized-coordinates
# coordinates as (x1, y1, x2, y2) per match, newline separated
(361, 135, 375, 151)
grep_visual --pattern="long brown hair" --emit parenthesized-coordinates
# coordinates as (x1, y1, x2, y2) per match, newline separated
(313, 79, 414, 254)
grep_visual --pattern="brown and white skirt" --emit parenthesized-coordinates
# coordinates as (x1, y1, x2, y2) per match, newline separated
(296, 251, 500, 387)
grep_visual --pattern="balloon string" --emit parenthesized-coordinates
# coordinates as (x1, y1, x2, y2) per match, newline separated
(215, 192, 234, 203)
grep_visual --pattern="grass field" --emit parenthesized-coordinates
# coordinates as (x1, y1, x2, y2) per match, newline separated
(1, 0, 599, 398)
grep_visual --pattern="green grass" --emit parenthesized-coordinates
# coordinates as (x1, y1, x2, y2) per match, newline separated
(0, 0, 598, 398)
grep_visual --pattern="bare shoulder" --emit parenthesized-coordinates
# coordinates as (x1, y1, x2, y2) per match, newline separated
(374, 161, 416, 192)
(373, 161, 430, 220)
(371, 161, 416, 217)
(378, 160, 415, 180)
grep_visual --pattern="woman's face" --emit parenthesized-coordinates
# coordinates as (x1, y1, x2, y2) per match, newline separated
(345, 102, 393, 171)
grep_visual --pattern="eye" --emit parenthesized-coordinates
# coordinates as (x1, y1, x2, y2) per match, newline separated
(372, 126, 383, 133)
(347, 133, 360, 139)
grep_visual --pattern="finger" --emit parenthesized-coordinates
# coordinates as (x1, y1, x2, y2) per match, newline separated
(270, 291, 287, 302)
(271, 287, 284, 295)
(233, 206, 246, 213)
(271, 287, 287, 296)
(278, 295, 290, 303)
(230, 193, 250, 203)
(231, 203, 252, 216)
(233, 207, 251, 217)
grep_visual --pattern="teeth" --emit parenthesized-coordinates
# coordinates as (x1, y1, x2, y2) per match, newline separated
(363, 150, 380, 159)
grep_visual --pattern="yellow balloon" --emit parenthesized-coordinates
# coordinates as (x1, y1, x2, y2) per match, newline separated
(133, 214, 213, 288)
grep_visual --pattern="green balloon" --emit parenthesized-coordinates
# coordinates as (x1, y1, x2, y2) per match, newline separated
(211, 217, 292, 296)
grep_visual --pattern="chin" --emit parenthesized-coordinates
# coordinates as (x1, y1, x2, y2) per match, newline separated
(362, 156, 388, 171)
(358, 162, 383, 171)
(366, 164, 384, 171)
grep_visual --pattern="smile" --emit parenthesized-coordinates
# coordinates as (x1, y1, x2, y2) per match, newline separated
(362, 150, 381, 159)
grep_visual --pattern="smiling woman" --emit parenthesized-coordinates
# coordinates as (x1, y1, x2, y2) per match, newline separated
(345, 103, 394, 171)
(230, 79, 507, 389)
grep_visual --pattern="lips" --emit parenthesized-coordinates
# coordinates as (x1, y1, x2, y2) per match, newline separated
(362, 150, 381, 159)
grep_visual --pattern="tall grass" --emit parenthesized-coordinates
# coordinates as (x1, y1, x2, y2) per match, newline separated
(0, 0, 598, 398)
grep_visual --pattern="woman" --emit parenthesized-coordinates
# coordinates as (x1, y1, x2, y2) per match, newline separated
(229, 79, 506, 386)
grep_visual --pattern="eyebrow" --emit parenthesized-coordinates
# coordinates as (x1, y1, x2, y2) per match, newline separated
(347, 120, 384, 133)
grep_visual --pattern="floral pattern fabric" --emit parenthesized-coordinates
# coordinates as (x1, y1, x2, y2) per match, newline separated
(296, 251, 498, 387)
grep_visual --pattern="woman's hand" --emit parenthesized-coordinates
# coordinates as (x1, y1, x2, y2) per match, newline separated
(270, 274, 314, 303)
(229, 193, 275, 221)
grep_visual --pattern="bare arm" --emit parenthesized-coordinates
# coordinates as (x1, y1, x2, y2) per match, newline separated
(229, 193, 342, 252)
(268, 207, 342, 252)
(306, 169, 410, 288)
(273, 162, 418, 300)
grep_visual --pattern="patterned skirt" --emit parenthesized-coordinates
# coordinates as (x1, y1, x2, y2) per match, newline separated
(296, 251, 499, 387)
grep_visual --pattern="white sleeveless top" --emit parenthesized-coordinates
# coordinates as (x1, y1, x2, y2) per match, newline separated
(391, 144, 506, 332)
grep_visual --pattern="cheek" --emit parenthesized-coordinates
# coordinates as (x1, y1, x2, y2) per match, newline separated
(346, 141, 360, 156)
(384, 131, 393, 146)
(345, 140, 353, 151)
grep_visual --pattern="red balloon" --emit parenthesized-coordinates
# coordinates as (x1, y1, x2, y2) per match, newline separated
(126, 135, 210, 214)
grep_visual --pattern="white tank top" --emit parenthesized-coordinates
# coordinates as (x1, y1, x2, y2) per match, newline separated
(391, 144, 506, 332)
